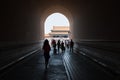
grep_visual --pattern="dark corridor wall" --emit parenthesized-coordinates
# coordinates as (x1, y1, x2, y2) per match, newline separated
(1, 0, 41, 43)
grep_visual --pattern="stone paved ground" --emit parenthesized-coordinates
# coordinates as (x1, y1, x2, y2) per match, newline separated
(0, 50, 68, 80)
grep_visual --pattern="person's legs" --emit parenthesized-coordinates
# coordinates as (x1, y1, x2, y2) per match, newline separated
(45, 58, 49, 69)
(72, 46, 73, 52)
(58, 46, 60, 53)
(44, 55, 48, 69)
(45, 54, 50, 69)
(53, 47, 56, 54)
(70, 46, 71, 51)
(45, 59, 48, 69)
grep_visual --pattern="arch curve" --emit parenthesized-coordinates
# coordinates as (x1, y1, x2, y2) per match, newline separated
(40, 5, 73, 39)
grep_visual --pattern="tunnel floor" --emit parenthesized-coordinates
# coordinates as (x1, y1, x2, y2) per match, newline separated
(0, 48, 116, 80)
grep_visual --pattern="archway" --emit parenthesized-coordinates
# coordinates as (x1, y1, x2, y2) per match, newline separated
(40, 5, 73, 40)
(44, 12, 70, 40)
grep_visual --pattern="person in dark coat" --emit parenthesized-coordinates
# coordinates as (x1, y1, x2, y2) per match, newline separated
(57, 40, 61, 53)
(42, 39, 51, 69)
(51, 39, 56, 54)
(70, 39, 74, 52)
(61, 41, 65, 52)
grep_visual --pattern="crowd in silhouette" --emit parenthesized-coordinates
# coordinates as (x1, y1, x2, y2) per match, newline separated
(42, 38, 74, 69)
(51, 39, 74, 54)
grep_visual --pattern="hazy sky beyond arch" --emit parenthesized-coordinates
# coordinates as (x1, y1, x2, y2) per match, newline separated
(44, 13, 70, 34)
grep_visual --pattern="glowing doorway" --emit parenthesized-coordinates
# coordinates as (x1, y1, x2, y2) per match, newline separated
(44, 13, 70, 39)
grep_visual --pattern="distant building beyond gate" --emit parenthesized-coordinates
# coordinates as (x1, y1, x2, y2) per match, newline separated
(45, 26, 70, 40)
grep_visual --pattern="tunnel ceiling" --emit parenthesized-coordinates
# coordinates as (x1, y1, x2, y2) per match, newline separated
(1, 0, 120, 43)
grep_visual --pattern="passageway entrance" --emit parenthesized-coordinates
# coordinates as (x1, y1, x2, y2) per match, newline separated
(40, 5, 73, 40)
(44, 13, 70, 41)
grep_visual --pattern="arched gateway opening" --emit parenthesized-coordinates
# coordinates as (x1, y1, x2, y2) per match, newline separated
(40, 5, 73, 40)
(44, 13, 70, 40)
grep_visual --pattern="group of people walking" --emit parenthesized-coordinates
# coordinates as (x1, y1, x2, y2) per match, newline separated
(51, 39, 74, 53)
(42, 39, 74, 69)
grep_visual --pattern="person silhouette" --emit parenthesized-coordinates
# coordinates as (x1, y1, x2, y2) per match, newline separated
(51, 39, 57, 54)
(70, 39, 74, 52)
(57, 40, 61, 53)
(61, 41, 65, 52)
(42, 39, 51, 69)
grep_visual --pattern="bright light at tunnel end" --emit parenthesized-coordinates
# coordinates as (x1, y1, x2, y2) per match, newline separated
(44, 13, 70, 34)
